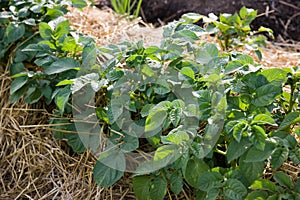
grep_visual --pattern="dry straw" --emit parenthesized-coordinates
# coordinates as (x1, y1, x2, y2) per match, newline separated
(1, 5, 299, 200)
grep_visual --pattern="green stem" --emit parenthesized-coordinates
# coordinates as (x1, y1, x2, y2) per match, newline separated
(288, 82, 295, 113)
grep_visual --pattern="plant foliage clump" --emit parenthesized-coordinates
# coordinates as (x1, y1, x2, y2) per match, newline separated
(3, 2, 300, 199)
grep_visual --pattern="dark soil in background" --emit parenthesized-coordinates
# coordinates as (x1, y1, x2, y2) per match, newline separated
(97, 0, 300, 41)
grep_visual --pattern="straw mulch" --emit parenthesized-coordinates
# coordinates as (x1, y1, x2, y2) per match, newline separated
(1, 5, 299, 200)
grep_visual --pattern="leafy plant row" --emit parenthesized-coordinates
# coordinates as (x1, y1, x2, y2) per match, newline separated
(2, 1, 300, 199)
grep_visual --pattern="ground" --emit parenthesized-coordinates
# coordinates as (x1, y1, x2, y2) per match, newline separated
(0, 3, 300, 200)
(98, 0, 300, 42)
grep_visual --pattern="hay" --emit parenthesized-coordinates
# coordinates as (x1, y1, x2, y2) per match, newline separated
(1, 5, 299, 200)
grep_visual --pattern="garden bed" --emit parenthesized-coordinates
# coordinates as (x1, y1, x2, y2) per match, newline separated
(1, 4, 300, 200)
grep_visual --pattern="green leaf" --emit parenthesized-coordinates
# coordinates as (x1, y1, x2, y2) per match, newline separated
(155, 177, 171, 198)
(145, 109, 167, 133)
(169, 171, 183, 196)
(260, 68, 287, 84)
(6, 23, 25, 43)
(252, 84, 281, 106)
(224, 60, 244, 74)
(273, 171, 293, 189)
(250, 125, 267, 151)
(278, 112, 300, 130)
(93, 149, 125, 187)
(136, 145, 182, 174)
(172, 29, 199, 41)
(183, 157, 209, 188)
(289, 148, 300, 164)
(10, 76, 28, 95)
(133, 175, 167, 200)
(154, 79, 171, 95)
(61, 37, 79, 53)
(141, 104, 155, 117)
(245, 142, 275, 162)
(251, 114, 276, 126)
(82, 44, 97, 68)
(161, 131, 190, 145)
(233, 122, 248, 142)
(65, 130, 86, 153)
(250, 179, 277, 192)
(154, 145, 180, 163)
(246, 191, 268, 200)
(239, 154, 265, 185)
(270, 147, 288, 169)
(133, 176, 151, 200)
(54, 20, 70, 38)
(44, 57, 80, 75)
(111, 133, 139, 152)
(224, 179, 247, 200)
(195, 43, 219, 64)
(24, 87, 43, 104)
(180, 67, 195, 80)
(197, 172, 223, 191)
(226, 138, 252, 162)
(39, 22, 53, 40)
(54, 86, 71, 115)
(23, 18, 36, 26)
(10, 84, 28, 103)
(294, 178, 300, 193)
(71, 0, 88, 8)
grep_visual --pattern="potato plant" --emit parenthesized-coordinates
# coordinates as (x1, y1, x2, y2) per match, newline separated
(3, 1, 300, 199)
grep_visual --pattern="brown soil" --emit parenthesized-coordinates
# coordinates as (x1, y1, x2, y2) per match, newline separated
(98, 0, 300, 42)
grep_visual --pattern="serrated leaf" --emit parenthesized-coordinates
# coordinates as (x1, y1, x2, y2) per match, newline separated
(273, 171, 293, 189)
(44, 57, 80, 75)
